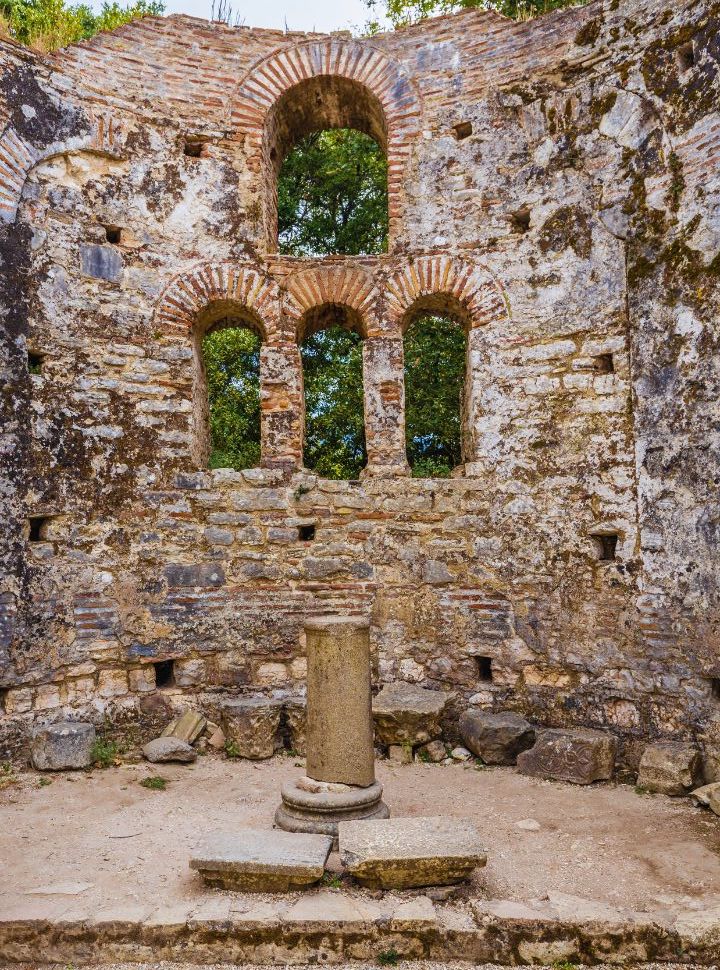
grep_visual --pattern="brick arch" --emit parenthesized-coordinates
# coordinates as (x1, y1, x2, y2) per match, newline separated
(384, 255, 509, 331)
(0, 108, 125, 225)
(154, 262, 283, 341)
(230, 39, 423, 249)
(283, 265, 382, 338)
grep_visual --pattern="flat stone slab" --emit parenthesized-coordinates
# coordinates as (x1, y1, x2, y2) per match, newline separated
(638, 742, 702, 796)
(190, 828, 332, 891)
(339, 816, 486, 889)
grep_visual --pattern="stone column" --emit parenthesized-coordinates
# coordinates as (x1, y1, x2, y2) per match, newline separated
(463, 326, 495, 477)
(260, 342, 304, 471)
(275, 617, 389, 843)
(305, 618, 375, 787)
(361, 336, 411, 478)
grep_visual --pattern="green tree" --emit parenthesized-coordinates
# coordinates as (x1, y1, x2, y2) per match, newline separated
(365, 0, 585, 31)
(0, 0, 163, 51)
(278, 129, 388, 258)
(203, 326, 261, 471)
(404, 316, 466, 477)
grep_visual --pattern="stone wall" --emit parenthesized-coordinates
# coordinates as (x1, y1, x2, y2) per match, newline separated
(0, 0, 718, 768)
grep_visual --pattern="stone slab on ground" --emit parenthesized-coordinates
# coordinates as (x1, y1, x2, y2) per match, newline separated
(459, 709, 535, 765)
(220, 697, 283, 759)
(162, 711, 206, 744)
(516, 728, 616, 784)
(339, 815, 486, 889)
(142, 737, 196, 763)
(30, 721, 96, 771)
(190, 827, 333, 891)
(372, 683, 449, 746)
(692, 781, 720, 815)
(637, 742, 703, 796)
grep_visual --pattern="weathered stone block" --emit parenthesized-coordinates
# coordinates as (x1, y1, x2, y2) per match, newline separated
(80, 244, 123, 281)
(372, 683, 449, 746)
(516, 728, 616, 785)
(284, 697, 306, 755)
(418, 740, 446, 762)
(339, 816, 486, 889)
(190, 828, 332, 891)
(459, 709, 536, 765)
(692, 781, 720, 816)
(142, 736, 196, 763)
(31, 721, 95, 771)
(220, 697, 282, 759)
(637, 742, 702, 796)
(162, 710, 206, 744)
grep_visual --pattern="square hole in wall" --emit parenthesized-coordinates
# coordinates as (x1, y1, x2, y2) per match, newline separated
(0, 688, 7, 714)
(711, 678, 720, 702)
(183, 138, 205, 158)
(509, 208, 531, 233)
(154, 659, 175, 689)
(298, 524, 316, 542)
(476, 656, 493, 682)
(452, 121, 473, 140)
(27, 350, 44, 375)
(103, 225, 123, 245)
(594, 353, 615, 374)
(591, 533, 619, 561)
(28, 515, 52, 542)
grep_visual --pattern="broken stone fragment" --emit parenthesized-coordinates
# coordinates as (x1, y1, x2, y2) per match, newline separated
(372, 683, 449, 746)
(284, 696, 306, 755)
(339, 816, 486, 889)
(142, 736, 196, 763)
(692, 782, 720, 816)
(450, 746, 472, 761)
(220, 697, 283, 759)
(516, 728, 616, 784)
(190, 828, 332, 891)
(637, 742, 702, 796)
(207, 727, 226, 750)
(162, 710, 206, 744)
(31, 721, 96, 771)
(418, 739, 446, 762)
(459, 709, 536, 765)
(388, 743, 413, 764)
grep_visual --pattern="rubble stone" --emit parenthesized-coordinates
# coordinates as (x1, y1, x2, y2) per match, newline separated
(418, 740, 447, 763)
(637, 742, 703, 796)
(162, 711, 206, 744)
(516, 729, 616, 785)
(220, 698, 282, 759)
(142, 737, 196, 763)
(190, 828, 332, 891)
(372, 683, 449, 746)
(692, 782, 720, 816)
(30, 722, 95, 771)
(339, 816, 486, 889)
(459, 710, 536, 765)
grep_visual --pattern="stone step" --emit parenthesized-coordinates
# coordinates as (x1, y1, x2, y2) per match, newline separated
(190, 828, 333, 892)
(338, 816, 487, 889)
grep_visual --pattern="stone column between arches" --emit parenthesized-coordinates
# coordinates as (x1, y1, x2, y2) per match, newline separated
(362, 335, 411, 478)
(260, 342, 304, 470)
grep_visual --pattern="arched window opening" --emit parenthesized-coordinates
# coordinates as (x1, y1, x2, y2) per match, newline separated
(403, 305, 468, 478)
(266, 76, 389, 255)
(299, 305, 366, 480)
(193, 306, 264, 471)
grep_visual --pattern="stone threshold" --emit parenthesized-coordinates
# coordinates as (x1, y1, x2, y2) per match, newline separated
(0, 897, 718, 965)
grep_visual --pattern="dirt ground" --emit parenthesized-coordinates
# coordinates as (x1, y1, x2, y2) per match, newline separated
(1, 754, 719, 919)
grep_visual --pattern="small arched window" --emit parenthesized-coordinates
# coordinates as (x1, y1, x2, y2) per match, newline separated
(402, 300, 469, 478)
(192, 306, 264, 471)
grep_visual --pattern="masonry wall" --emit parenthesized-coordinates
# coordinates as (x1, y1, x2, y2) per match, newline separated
(0, 0, 718, 769)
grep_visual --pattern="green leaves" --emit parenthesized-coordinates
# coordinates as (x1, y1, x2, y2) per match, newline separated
(203, 327, 261, 472)
(1, 0, 163, 51)
(365, 0, 586, 31)
(278, 129, 388, 258)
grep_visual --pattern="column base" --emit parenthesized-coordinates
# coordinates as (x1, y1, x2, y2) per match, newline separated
(360, 462, 411, 479)
(275, 777, 389, 847)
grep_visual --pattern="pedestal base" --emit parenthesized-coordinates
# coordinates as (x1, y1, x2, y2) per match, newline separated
(275, 777, 389, 846)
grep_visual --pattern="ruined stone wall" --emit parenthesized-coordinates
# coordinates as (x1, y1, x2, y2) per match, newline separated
(0, 0, 718, 769)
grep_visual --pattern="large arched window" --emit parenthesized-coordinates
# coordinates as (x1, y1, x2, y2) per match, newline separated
(298, 305, 366, 480)
(192, 306, 264, 470)
(265, 76, 388, 256)
(402, 300, 469, 478)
